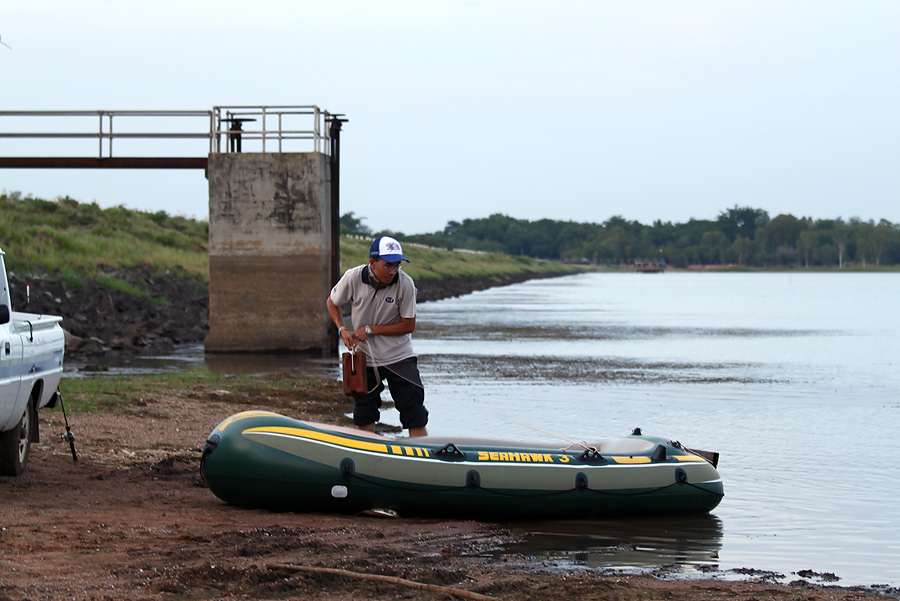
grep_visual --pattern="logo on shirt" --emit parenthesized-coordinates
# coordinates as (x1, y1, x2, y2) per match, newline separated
(385, 297, 395, 303)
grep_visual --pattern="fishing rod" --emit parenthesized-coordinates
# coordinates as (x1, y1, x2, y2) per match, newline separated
(57, 392, 77, 462)
(21, 244, 77, 460)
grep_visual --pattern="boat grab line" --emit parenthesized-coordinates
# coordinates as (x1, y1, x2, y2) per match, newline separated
(343, 470, 724, 499)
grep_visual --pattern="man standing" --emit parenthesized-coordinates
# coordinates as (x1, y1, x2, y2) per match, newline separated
(326, 236, 429, 437)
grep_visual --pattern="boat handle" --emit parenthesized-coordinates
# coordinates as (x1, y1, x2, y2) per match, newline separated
(434, 443, 467, 461)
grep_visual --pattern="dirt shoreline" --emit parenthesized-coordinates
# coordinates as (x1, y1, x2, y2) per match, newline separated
(1, 378, 893, 601)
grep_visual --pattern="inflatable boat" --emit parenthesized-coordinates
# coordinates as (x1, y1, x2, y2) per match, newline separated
(201, 411, 723, 519)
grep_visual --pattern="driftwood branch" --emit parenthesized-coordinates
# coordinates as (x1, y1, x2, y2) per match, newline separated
(269, 563, 494, 601)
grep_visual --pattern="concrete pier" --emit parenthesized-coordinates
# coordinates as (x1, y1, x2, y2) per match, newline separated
(206, 152, 334, 352)
(0, 105, 344, 353)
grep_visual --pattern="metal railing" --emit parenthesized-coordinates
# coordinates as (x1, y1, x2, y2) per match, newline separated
(0, 110, 214, 158)
(0, 106, 342, 159)
(212, 105, 343, 154)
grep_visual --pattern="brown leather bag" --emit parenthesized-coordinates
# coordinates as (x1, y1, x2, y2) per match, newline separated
(342, 351, 367, 395)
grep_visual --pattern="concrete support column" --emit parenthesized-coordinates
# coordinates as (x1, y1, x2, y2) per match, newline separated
(206, 152, 333, 352)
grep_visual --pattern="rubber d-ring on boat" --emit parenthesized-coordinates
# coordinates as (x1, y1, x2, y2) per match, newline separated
(466, 470, 480, 489)
(575, 472, 588, 492)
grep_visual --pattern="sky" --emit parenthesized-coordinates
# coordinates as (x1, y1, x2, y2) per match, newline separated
(2, 1, 899, 236)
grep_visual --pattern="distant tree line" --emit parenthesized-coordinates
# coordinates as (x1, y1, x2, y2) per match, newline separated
(342, 207, 900, 268)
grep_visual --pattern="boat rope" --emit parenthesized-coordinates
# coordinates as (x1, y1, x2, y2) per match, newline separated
(344, 470, 478, 495)
(561, 441, 600, 455)
(346, 467, 582, 498)
(342, 469, 722, 499)
(353, 340, 584, 448)
(580, 480, 723, 498)
(687, 481, 725, 497)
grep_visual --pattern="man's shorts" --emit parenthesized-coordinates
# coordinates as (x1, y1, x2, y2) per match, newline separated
(353, 357, 428, 430)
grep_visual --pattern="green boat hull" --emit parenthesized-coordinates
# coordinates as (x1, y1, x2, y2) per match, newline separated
(201, 411, 724, 519)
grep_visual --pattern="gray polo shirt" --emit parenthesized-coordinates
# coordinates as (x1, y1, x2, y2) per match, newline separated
(330, 264, 418, 366)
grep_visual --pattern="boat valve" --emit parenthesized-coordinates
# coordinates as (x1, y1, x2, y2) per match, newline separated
(202, 435, 220, 456)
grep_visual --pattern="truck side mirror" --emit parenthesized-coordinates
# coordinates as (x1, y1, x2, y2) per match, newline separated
(0, 305, 9, 324)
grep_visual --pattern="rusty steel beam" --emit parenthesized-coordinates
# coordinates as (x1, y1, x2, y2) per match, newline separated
(0, 157, 208, 169)
(328, 116, 344, 353)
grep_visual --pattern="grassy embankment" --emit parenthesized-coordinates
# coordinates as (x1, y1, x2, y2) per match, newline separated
(0, 193, 574, 296)
(0, 194, 209, 299)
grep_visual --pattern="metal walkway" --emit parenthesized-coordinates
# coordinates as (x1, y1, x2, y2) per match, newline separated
(0, 106, 345, 169)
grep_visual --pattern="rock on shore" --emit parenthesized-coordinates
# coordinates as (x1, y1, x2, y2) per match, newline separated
(8, 265, 208, 355)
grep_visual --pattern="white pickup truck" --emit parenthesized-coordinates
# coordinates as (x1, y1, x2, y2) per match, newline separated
(0, 247, 65, 476)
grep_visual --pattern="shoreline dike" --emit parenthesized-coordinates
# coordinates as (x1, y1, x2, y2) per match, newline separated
(8, 268, 577, 357)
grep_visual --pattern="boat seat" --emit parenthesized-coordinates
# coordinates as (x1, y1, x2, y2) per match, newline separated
(594, 438, 656, 454)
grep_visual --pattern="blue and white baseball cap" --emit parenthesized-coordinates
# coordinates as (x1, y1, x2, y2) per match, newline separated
(369, 236, 409, 262)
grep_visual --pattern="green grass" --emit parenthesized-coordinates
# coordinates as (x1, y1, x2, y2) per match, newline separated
(61, 369, 334, 413)
(0, 195, 209, 281)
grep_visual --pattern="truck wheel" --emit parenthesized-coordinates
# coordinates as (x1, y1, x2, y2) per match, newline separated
(0, 395, 34, 477)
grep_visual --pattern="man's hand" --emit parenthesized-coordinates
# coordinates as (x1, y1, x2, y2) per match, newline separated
(351, 326, 369, 345)
(340, 328, 357, 351)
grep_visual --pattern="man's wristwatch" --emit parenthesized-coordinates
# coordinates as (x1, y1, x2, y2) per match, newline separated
(365, 325, 372, 336)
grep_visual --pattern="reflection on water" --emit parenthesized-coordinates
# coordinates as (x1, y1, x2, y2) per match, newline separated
(425, 353, 771, 384)
(503, 514, 723, 574)
(203, 350, 340, 380)
(66, 344, 208, 378)
(418, 321, 829, 341)
(66, 344, 342, 381)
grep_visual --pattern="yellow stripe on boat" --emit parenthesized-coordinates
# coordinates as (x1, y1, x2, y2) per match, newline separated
(610, 456, 652, 464)
(673, 454, 707, 462)
(217, 410, 283, 432)
(243, 426, 391, 453)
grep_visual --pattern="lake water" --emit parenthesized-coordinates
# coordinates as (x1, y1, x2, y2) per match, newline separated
(412, 272, 900, 590)
(70, 272, 900, 590)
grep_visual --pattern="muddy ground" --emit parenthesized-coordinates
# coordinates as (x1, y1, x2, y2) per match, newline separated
(1, 379, 892, 601)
